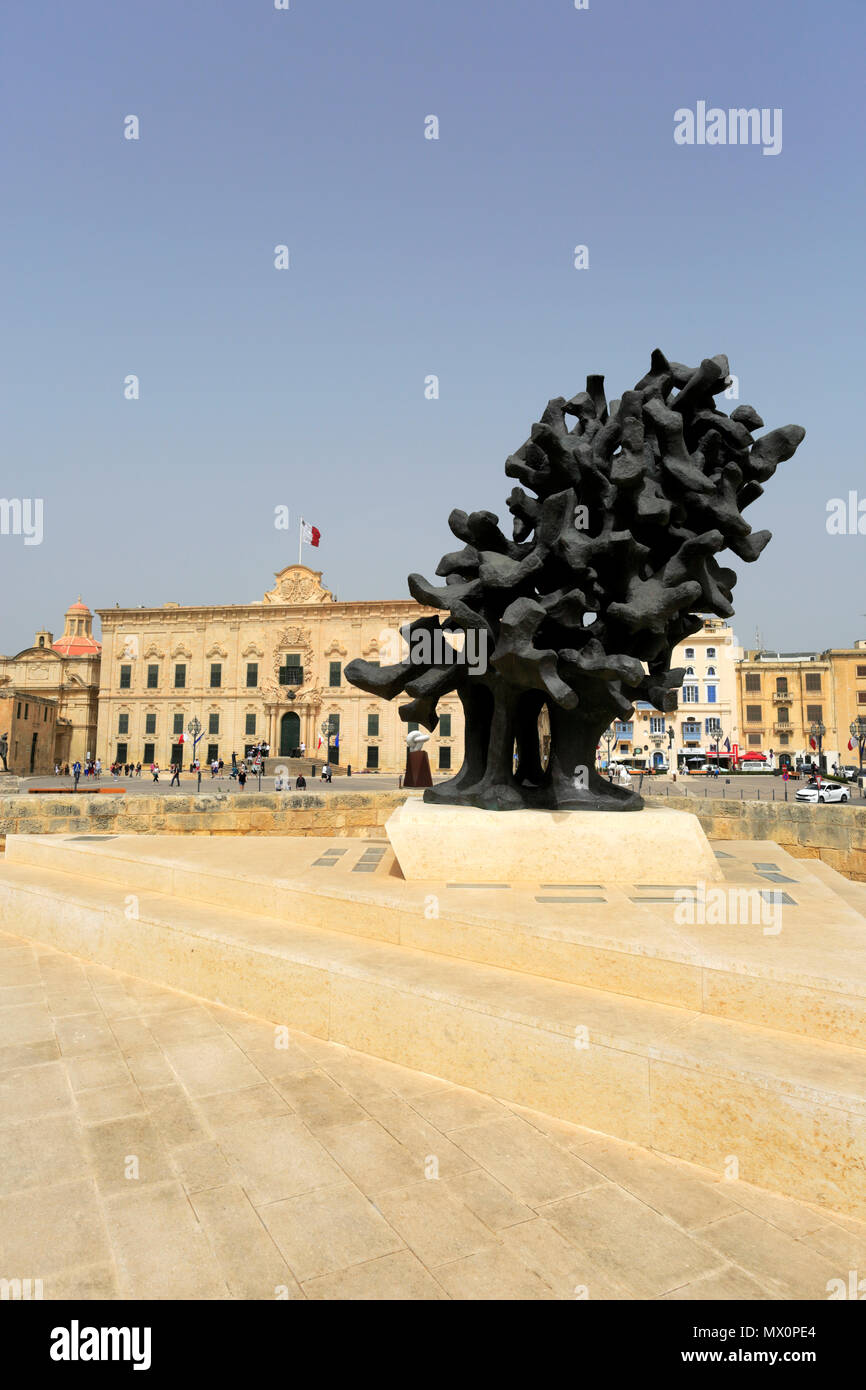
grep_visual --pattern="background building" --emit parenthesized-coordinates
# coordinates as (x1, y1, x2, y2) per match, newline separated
(95, 566, 463, 774)
(0, 691, 59, 775)
(735, 640, 866, 770)
(0, 598, 101, 770)
(607, 619, 741, 770)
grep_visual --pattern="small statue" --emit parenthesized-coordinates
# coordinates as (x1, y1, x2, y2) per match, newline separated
(404, 729, 432, 788)
(0, 732, 8, 772)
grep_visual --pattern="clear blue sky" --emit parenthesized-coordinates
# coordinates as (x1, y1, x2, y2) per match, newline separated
(2, 0, 863, 653)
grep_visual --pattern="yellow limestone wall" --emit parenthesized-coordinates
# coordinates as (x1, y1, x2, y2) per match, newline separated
(0, 789, 864, 880)
(0, 790, 410, 844)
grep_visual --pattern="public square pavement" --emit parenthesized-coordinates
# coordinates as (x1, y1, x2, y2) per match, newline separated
(15, 770, 865, 803)
(16, 771, 406, 797)
(1, 927, 864, 1300)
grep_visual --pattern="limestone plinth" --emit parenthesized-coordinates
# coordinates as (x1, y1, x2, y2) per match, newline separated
(385, 799, 723, 884)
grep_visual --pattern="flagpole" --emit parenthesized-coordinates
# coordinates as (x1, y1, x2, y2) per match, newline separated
(299, 518, 303, 566)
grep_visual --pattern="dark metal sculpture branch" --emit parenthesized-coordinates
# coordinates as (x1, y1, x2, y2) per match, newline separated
(347, 351, 804, 811)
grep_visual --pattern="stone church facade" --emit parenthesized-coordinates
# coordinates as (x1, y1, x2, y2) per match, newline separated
(0, 598, 101, 770)
(94, 566, 464, 774)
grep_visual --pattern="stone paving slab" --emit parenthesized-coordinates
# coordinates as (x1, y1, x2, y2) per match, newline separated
(1, 927, 863, 1301)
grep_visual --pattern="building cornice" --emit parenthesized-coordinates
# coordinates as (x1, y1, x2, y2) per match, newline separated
(96, 599, 431, 622)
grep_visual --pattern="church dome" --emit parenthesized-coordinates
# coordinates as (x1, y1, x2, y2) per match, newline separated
(52, 597, 101, 656)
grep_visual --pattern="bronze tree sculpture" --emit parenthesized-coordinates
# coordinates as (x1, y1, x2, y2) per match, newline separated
(347, 351, 804, 811)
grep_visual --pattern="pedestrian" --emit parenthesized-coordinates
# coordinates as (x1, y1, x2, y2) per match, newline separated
(211, 759, 218, 779)
(73, 759, 81, 789)
(295, 774, 306, 790)
(218, 759, 224, 775)
(231, 751, 237, 770)
(151, 762, 160, 782)
(300, 741, 306, 758)
(54, 761, 60, 776)
(170, 763, 180, 787)
(238, 766, 247, 789)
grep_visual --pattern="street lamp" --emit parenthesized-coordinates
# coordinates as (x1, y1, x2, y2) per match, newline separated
(850, 717, 866, 786)
(256, 740, 269, 791)
(187, 717, 203, 791)
(599, 724, 616, 779)
(320, 718, 333, 777)
(709, 726, 724, 776)
(809, 720, 826, 773)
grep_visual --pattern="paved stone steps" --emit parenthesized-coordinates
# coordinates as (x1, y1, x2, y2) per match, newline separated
(7, 833, 866, 1051)
(802, 858, 866, 918)
(0, 852, 864, 1220)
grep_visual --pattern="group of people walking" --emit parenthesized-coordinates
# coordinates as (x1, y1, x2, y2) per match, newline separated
(54, 747, 340, 792)
(56, 758, 105, 780)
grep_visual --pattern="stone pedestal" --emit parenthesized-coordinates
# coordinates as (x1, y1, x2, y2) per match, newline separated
(385, 798, 723, 883)
(403, 749, 432, 789)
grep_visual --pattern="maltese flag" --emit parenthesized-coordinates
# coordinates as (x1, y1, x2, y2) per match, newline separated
(301, 520, 321, 548)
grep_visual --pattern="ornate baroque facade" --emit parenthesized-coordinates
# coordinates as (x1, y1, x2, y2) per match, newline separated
(0, 599, 101, 769)
(95, 566, 464, 774)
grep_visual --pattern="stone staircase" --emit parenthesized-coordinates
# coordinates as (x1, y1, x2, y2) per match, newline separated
(1, 831, 864, 1220)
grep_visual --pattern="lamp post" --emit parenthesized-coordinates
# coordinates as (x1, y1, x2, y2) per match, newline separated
(809, 720, 826, 774)
(321, 719, 331, 778)
(256, 740, 269, 791)
(850, 716, 866, 790)
(667, 724, 676, 775)
(187, 717, 203, 792)
(600, 724, 616, 780)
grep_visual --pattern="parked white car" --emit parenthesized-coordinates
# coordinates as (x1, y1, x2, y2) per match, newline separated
(795, 781, 850, 804)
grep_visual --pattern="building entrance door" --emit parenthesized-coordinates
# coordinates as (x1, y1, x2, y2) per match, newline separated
(280, 711, 301, 757)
